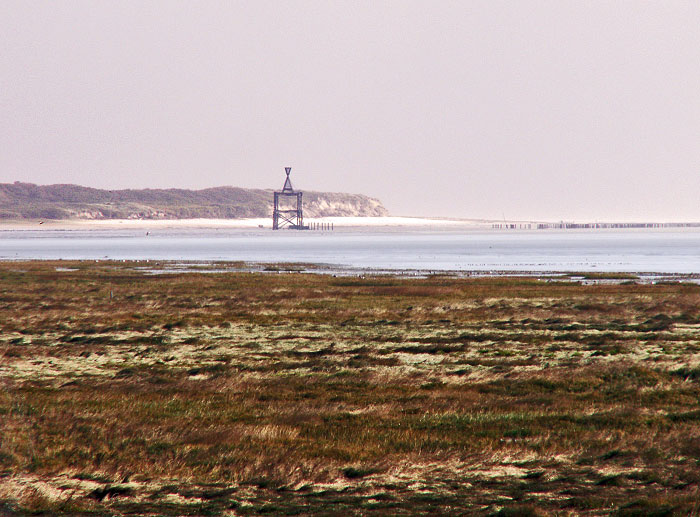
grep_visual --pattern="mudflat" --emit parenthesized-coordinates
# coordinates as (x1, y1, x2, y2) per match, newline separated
(1, 261, 700, 515)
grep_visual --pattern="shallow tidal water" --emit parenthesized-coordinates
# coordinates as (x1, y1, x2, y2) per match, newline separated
(2, 227, 700, 274)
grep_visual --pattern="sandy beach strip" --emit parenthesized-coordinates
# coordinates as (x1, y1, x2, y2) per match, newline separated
(0, 216, 499, 231)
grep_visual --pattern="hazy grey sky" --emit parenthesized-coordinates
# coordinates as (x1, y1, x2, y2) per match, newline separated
(2, 1, 699, 220)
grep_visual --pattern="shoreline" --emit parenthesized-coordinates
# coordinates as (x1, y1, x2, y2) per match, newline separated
(2, 216, 700, 232)
(0, 216, 491, 231)
(2, 258, 699, 284)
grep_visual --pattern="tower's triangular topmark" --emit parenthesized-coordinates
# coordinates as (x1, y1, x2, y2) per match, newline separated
(282, 167, 294, 192)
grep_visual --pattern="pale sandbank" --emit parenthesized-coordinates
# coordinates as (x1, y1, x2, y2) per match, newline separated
(0, 216, 499, 231)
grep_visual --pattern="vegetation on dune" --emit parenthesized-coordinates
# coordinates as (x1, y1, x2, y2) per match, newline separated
(0, 182, 388, 220)
(1, 262, 700, 514)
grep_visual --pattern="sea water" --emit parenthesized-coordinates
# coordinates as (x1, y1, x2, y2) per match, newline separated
(1, 227, 699, 274)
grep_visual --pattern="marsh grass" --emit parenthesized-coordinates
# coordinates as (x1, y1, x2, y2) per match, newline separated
(1, 261, 700, 514)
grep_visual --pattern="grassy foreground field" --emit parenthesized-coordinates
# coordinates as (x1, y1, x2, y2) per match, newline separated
(1, 261, 700, 515)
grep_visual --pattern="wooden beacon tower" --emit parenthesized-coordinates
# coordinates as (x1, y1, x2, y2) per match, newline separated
(272, 167, 307, 230)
